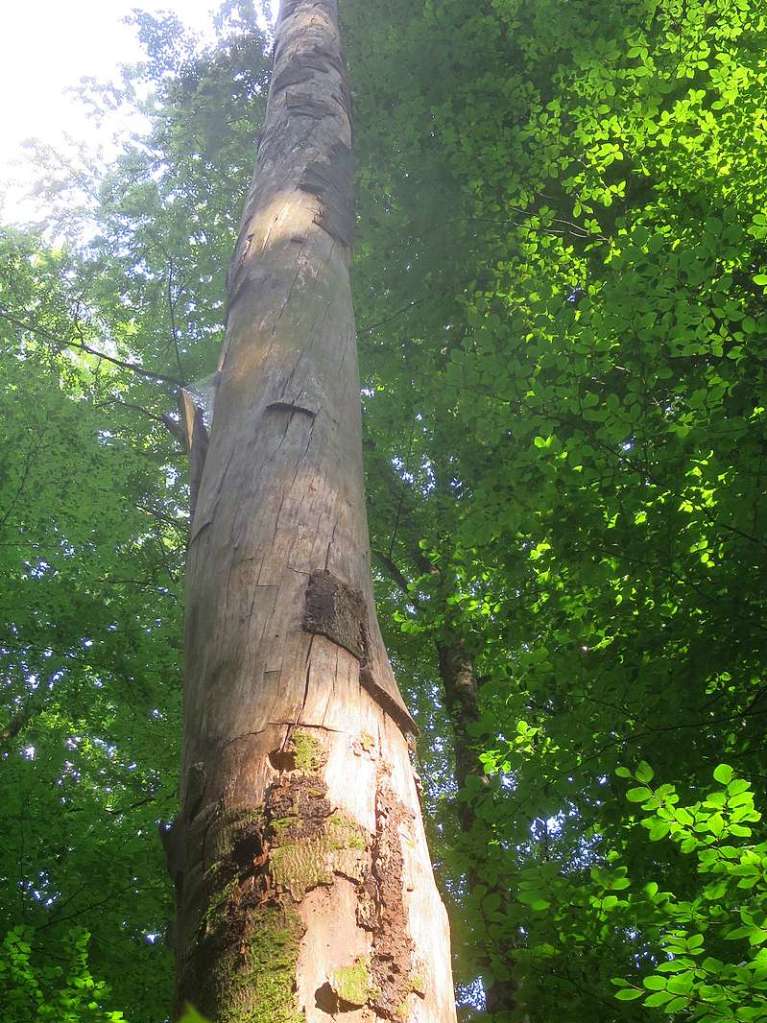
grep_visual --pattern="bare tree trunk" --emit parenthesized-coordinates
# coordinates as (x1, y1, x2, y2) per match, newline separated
(164, 3, 457, 1022)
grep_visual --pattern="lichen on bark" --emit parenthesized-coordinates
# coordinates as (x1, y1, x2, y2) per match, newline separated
(269, 815, 367, 900)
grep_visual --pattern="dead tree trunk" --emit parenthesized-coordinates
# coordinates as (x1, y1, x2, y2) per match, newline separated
(164, 3, 457, 1022)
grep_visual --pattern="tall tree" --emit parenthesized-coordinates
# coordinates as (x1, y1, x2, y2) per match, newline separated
(164, 2, 456, 1021)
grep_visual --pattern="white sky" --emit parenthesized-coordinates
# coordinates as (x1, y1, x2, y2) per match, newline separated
(0, 0, 279, 222)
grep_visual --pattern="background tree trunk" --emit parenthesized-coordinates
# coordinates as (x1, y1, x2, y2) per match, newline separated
(435, 638, 517, 1019)
(166, 3, 457, 1022)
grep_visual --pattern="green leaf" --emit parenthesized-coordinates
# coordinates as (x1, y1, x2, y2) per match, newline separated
(644, 991, 674, 1007)
(657, 961, 692, 974)
(665, 996, 690, 1012)
(179, 1009, 211, 1023)
(667, 972, 695, 995)
(727, 779, 751, 796)
(615, 988, 644, 1001)
(627, 786, 653, 803)
(643, 976, 668, 990)
(648, 820, 671, 841)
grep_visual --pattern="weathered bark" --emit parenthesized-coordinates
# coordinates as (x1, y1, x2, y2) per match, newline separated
(167, 4, 457, 1022)
(371, 508, 518, 1017)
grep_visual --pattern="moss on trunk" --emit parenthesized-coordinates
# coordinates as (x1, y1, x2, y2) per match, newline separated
(211, 905, 305, 1023)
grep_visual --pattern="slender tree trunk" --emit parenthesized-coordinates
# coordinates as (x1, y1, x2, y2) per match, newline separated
(435, 638, 516, 1019)
(435, 639, 481, 836)
(164, 3, 457, 1022)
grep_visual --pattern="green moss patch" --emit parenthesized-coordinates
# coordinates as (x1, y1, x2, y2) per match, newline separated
(291, 730, 326, 774)
(217, 906, 305, 1023)
(270, 810, 368, 898)
(330, 956, 378, 1008)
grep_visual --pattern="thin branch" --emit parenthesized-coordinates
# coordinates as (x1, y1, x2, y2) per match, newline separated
(95, 398, 171, 428)
(0, 447, 34, 535)
(94, 398, 186, 445)
(372, 548, 412, 596)
(359, 297, 429, 336)
(136, 502, 188, 534)
(0, 306, 183, 388)
(103, 793, 158, 816)
(572, 702, 767, 773)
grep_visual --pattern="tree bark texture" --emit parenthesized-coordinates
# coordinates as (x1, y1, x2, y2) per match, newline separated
(166, 4, 457, 1023)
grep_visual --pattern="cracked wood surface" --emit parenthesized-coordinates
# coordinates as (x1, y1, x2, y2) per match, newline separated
(174, 2, 457, 1021)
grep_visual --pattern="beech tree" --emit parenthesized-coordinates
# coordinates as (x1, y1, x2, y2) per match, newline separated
(162, 2, 456, 1020)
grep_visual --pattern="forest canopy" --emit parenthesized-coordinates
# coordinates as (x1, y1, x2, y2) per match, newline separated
(2, 0, 767, 1021)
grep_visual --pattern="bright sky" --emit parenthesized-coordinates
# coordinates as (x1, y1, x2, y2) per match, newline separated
(0, 0, 279, 222)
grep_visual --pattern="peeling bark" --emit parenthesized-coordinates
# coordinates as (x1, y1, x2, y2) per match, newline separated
(169, 2, 456, 1021)
(364, 447, 517, 1017)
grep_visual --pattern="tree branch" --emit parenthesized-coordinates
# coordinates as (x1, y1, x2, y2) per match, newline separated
(0, 306, 183, 388)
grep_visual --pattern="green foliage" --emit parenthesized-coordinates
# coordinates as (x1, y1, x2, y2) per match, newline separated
(609, 764, 767, 1023)
(343, 0, 767, 1017)
(0, 227, 180, 1019)
(0, 927, 126, 1022)
(0, 9, 271, 1021)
